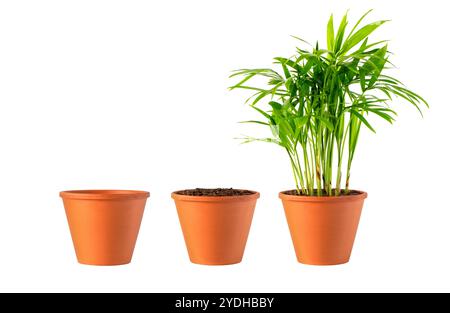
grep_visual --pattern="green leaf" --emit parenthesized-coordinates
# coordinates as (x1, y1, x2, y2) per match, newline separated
(290, 35, 312, 46)
(342, 20, 388, 54)
(228, 72, 257, 90)
(269, 101, 283, 111)
(229, 85, 266, 92)
(327, 14, 335, 51)
(361, 45, 388, 88)
(251, 106, 273, 123)
(270, 124, 280, 138)
(394, 85, 429, 108)
(347, 9, 373, 38)
(317, 116, 334, 131)
(378, 86, 393, 100)
(281, 63, 291, 79)
(348, 114, 362, 160)
(334, 12, 348, 53)
(379, 74, 404, 86)
(239, 120, 270, 126)
(294, 116, 309, 128)
(285, 76, 298, 97)
(274, 57, 303, 73)
(359, 68, 367, 91)
(251, 90, 271, 105)
(359, 40, 390, 53)
(350, 110, 376, 133)
(359, 38, 368, 51)
(365, 108, 395, 123)
(238, 136, 281, 146)
(230, 68, 283, 79)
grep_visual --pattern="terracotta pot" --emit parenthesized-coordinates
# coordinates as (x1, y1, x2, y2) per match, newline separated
(60, 190, 149, 266)
(172, 191, 259, 265)
(280, 191, 367, 265)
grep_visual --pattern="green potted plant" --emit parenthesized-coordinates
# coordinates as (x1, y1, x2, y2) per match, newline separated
(230, 11, 428, 265)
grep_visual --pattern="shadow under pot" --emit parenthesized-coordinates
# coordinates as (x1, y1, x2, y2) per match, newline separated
(280, 190, 367, 266)
(60, 190, 150, 266)
(172, 188, 259, 265)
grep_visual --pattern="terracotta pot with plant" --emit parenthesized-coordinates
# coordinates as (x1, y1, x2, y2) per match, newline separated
(230, 11, 428, 265)
(60, 190, 150, 266)
(172, 188, 259, 265)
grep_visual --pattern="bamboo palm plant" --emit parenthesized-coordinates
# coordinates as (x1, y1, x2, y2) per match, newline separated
(230, 11, 428, 196)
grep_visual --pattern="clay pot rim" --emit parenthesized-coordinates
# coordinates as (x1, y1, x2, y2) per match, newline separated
(279, 190, 367, 202)
(171, 190, 260, 202)
(60, 190, 150, 200)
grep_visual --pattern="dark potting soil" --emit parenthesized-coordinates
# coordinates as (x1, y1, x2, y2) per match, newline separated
(283, 189, 362, 196)
(175, 188, 255, 197)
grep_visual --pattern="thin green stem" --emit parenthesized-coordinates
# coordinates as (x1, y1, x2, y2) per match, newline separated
(308, 139, 315, 195)
(315, 139, 322, 196)
(326, 133, 334, 195)
(287, 148, 306, 194)
(293, 149, 306, 193)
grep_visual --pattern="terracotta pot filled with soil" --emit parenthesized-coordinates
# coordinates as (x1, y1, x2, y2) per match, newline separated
(280, 190, 367, 265)
(60, 190, 150, 266)
(172, 188, 259, 265)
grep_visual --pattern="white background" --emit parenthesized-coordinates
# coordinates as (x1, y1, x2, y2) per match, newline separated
(0, 0, 447, 292)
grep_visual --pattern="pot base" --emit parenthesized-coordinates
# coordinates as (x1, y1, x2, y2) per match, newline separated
(190, 259, 243, 266)
(297, 258, 349, 266)
(77, 260, 131, 266)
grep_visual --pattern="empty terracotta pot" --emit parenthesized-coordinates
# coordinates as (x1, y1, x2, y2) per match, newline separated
(60, 190, 150, 266)
(280, 190, 367, 265)
(172, 190, 259, 265)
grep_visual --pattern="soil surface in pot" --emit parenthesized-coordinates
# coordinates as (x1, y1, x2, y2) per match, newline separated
(283, 189, 362, 196)
(174, 188, 255, 196)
